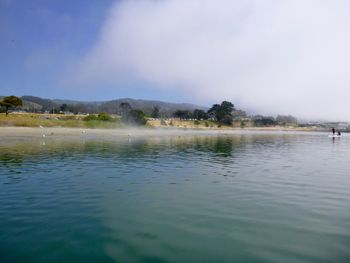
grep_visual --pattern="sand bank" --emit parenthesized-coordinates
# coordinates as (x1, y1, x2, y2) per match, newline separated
(0, 126, 317, 140)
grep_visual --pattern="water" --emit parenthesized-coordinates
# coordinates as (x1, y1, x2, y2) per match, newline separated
(0, 132, 350, 262)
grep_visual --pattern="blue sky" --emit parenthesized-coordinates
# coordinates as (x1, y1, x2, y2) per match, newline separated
(0, 0, 186, 102)
(0, 0, 107, 99)
(1, 0, 350, 120)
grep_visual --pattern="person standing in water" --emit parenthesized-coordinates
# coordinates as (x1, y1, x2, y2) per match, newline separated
(332, 128, 335, 135)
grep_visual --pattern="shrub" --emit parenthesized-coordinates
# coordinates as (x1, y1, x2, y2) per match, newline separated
(97, 112, 113, 121)
(128, 110, 146, 125)
(83, 114, 98, 121)
(83, 112, 114, 122)
(221, 115, 233, 125)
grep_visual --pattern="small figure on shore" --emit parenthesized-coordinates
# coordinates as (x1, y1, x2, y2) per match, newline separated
(332, 128, 335, 135)
(338, 131, 341, 136)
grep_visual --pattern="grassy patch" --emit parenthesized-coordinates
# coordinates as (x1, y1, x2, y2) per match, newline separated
(0, 113, 123, 129)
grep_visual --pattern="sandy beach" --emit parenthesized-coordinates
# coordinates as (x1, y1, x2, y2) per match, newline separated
(0, 126, 318, 142)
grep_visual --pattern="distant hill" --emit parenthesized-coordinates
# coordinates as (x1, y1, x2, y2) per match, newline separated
(99, 98, 207, 116)
(16, 96, 207, 116)
(21, 96, 57, 111)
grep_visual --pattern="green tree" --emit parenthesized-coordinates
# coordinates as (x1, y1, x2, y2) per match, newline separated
(70, 103, 88, 114)
(0, 96, 23, 116)
(83, 114, 98, 121)
(119, 102, 132, 122)
(221, 115, 233, 125)
(83, 112, 114, 122)
(49, 108, 60, 114)
(97, 112, 113, 121)
(118, 102, 146, 125)
(151, 106, 160, 118)
(193, 109, 208, 120)
(173, 110, 192, 119)
(253, 115, 276, 126)
(208, 101, 235, 125)
(128, 109, 146, 125)
(60, 104, 68, 112)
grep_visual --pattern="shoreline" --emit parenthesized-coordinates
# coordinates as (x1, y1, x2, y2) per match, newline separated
(0, 126, 325, 139)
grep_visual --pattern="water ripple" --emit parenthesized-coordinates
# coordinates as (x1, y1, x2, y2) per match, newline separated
(1, 133, 350, 262)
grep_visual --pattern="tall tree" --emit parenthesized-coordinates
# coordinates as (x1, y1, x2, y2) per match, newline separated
(119, 102, 132, 121)
(207, 101, 234, 125)
(253, 115, 276, 126)
(0, 96, 23, 116)
(60, 104, 68, 112)
(193, 109, 208, 120)
(128, 109, 147, 125)
(151, 106, 160, 118)
(173, 110, 192, 119)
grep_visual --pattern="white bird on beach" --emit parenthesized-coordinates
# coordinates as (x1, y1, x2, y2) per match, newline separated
(42, 134, 46, 138)
(39, 125, 44, 128)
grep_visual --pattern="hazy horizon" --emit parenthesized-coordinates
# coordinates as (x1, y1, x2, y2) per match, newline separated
(2, 0, 350, 121)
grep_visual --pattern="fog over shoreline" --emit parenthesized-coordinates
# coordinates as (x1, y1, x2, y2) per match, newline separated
(68, 0, 350, 121)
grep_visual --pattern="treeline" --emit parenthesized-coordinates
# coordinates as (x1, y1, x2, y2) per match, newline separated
(252, 115, 298, 126)
(172, 101, 236, 124)
(1, 95, 299, 127)
(170, 101, 298, 126)
(19, 96, 205, 116)
(80, 103, 147, 126)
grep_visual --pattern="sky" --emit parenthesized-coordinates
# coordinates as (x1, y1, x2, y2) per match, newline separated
(1, 0, 350, 120)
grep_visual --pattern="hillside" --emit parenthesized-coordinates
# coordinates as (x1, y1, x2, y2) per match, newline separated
(16, 96, 207, 116)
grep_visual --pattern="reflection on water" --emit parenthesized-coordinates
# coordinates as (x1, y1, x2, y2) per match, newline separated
(1, 133, 350, 263)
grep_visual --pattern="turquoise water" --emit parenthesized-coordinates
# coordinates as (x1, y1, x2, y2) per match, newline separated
(1, 132, 350, 262)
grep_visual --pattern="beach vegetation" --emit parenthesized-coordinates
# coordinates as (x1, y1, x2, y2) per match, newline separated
(0, 112, 123, 128)
(128, 109, 147, 125)
(119, 102, 132, 119)
(49, 108, 60, 114)
(83, 112, 114, 122)
(151, 106, 160, 118)
(193, 109, 208, 120)
(208, 101, 234, 125)
(173, 110, 193, 119)
(0, 96, 23, 116)
(253, 115, 276, 126)
(119, 103, 146, 125)
(60, 104, 69, 112)
(97, 112, 114, 121)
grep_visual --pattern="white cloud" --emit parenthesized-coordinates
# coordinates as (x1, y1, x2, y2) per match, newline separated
(77, 0, 350, 120)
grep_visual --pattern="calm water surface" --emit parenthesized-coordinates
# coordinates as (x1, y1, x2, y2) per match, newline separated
(0, 132, 350, 262)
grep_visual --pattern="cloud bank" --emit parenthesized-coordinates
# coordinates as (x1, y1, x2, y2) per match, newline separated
(77, 0, 350, 120)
